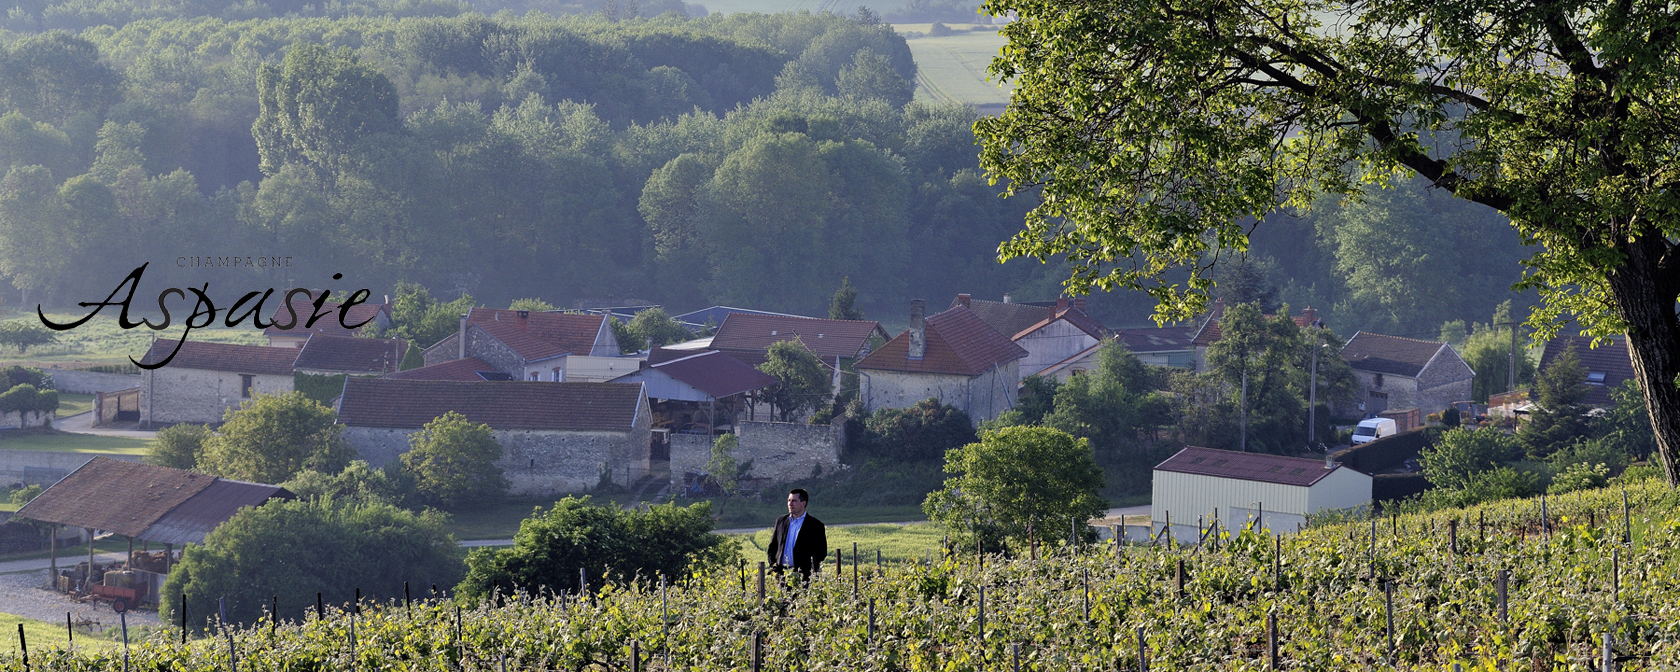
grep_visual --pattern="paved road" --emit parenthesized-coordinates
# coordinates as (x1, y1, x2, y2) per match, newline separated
(54, 411, 156, 438)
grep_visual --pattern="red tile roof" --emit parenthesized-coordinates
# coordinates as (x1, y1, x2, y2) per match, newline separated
(1012, 307, 1107, 341)
(1155, 446, 1354, 487)
(337, 378, 644, 431)
(138, 339, 299, 376)
(711, 313, 886, 361)
(856, 306, 1028, 376)
(1539, 335, 1633, 407)
(1342, 332, 1450, 378)
(466, 308, 606, 359)
(384, 358, 503, 382)
(263, 290, 388, 338)
(293, 336, 406, 374)
(645, 350, 777, 398)
(948, 296, 1054, 339)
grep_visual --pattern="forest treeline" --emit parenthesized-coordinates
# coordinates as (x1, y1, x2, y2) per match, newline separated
(0, 7, 1538, 336)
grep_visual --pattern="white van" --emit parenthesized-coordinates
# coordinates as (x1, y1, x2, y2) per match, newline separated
(1351, 418, 1398, 444)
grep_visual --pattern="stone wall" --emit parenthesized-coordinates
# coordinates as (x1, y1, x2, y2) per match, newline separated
(862, 362, 1019, 426)
(423, 326, 525, 376)
(48, 370, 141, 394)
(0, 410, 53, 430)
(1415, 350, 1475, 414)
(0, 449, 140, 486)
(343, 421, 650, 496)
(667, 420, 843, 489)
(141, 367, 294, 426)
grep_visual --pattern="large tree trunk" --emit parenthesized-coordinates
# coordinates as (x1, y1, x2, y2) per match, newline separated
(1607, 233, 1680, 485)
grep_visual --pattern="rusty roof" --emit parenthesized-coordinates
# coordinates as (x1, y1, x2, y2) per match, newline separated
(1539, 335, 1633, 407)
(710, 313, 886, 361)
(138, 339, 299, 375)
(294, 335, 406, 374)
(14, 457, 288, 542)
(384, 357, 503, 381)
(1154, 446, 1355, 487)
(337, 377, 644, 431)
(857, 306, 1028, 376)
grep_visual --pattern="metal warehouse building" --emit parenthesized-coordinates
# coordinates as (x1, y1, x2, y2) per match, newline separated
(1151, 447, 1372, 543)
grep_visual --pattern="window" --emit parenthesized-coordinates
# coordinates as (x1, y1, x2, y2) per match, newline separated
(1373, 373, 1385, 388)
(240, 374, 254, 398)
(529, 372, 539, 381)
(1587, 372, 1607, 385)
(552, 368, 563, 382)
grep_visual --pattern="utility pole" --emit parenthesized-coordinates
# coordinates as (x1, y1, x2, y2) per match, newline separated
(1308, 341, 1321, 448)
(1509, 320, 1518, 394)
(1241, 368, 1249, 452)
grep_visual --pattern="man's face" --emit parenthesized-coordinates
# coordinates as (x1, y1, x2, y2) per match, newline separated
(787, 493, 807, 517)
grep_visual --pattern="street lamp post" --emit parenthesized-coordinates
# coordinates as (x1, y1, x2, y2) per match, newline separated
(1308, 341, 1331, 450)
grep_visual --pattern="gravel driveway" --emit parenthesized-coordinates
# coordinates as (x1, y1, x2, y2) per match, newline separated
(0, 569, 160, 631)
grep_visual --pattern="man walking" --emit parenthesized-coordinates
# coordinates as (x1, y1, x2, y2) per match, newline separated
(767, 488, 826, 578)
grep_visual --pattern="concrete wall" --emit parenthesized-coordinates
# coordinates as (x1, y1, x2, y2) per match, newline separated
(0, 449, 140, 486)
(667, 420, 843, 488)
(48, 370, 141, 394)
(862, 360, 1020, 426)
(343, 394, 651, 497)
(141, 367, 294, 426)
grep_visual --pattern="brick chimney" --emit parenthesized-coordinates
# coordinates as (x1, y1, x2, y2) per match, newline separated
(458, 313, 469, 359)
(957, 293, 971, 308)
(1073, 296, 1087, 311)
(908, 299, 926, 360)
(517, 310, 530, 331)
(1301, 305, 1318, 328)
(1057, 297, 1069, 311)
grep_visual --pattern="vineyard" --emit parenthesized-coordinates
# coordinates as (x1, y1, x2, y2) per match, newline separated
(7, 478, 1680, 671)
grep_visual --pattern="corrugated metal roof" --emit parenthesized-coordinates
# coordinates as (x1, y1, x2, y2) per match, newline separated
(141, 479, 293, 545)
(13, 457, 288, 542)
(1154, 446, 1350, 487)
(633, 350, 777, 399)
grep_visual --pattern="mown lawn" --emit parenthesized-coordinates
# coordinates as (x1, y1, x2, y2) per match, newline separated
(733, 522, 947, 564)
(55, 393, 93, 418)
(0, 432, 151, 455)
(0, 612, 118, 651)
(444, 495, 925, 542)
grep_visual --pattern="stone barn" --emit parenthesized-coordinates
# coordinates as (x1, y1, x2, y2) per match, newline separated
(336, 378, 651, 496)
(856, 301, 1027, 426)
(139, 339, 298, 426)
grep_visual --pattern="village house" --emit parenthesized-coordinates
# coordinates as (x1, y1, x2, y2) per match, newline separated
(422, 308, 622, 381)
(264, 290, 393, 348)
(947, 293, 1060, 341)
(1112, 326, 1198, 369)
(856, 301, 1027, 426)
(336, 377, 651, 496)
(1340, 332, 1474, 416)
(707, 312, 888, 396)
(138, 340, 298, 426)
(1537, 335, 1635, 408)
(609, 349, 777, 436)
(999, 296, 1108, 381)
(291, 335, 407, 376)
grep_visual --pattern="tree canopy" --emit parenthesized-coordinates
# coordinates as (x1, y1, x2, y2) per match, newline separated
(923, 425, 1107, 553)
(977, 0, 1680, 481)
(400, 411, 509, 508)
(199, 391, 352, 484)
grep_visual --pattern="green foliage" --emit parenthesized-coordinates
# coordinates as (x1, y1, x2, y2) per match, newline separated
(1595, 380, 1658, 461)
(162, 497, 462, 628)
(856, 398, 975, 463)
(923, 425, 1106, 552)
(1546, 436, 1631, 476)
(1, 366, 49, 389)
(144, 423, 210, 470)
(507, 298, 556, 311)
(8, 483, 40, 506)
(384, 282, 476, 349)
(0, 383, 56, 414)
(400, 411, 508, 509)
(1519, 347, 1592, 459)
(283, 460, 415, 506)
(625, 308, 693, 349)
(292, 372, 349, 406)
(828, 276, 863, 321)
(1012, 374, 1059, 426)
(1042, 340, 1171, 455)
(705, 433, 739, 495)
(1419, 427, 1516, 490)
(399, 343, 426, 371)
(757, 339, 831, 422)
(1406, 466, 1543, 512)
(1461, 321, 1536, 403)
(1548, 462, 1610, 495)
(254, 44, 402, 176)
(1197, 305, 1354, 454)
(609, 316, 644, 354)
(457, 496, 735, 600)
(199, 392, 352, 485)
(0, 320, 57, 353)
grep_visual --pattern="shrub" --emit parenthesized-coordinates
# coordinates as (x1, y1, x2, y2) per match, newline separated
(923, 426, 1107, 552)
(162, 498, 463, 628)
(9, 483, 41, 506)
(0, 383, 56, 415)
(199, 392, 351, 484)
(400, 412, 508, 509)
(146, 423, 211, 470)
(1419, 427, 1515, 490)
(457, 496, 735, 601)
(293, 372, 349, 406)
(283, 461, 415, 506)
(859, 398, 975, 462)
(1549, 462, 1610, 495)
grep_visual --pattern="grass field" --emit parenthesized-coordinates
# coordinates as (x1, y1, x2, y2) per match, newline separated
(445, 495, 926, 541)
(899, 27, 1012, 106)
(0, 432, 151, 455)
(733, 522, 946, 563)
(0, 310, 266, 366)
(55, 394, 93, 419)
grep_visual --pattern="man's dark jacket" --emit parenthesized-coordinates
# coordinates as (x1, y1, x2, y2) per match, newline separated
(766, 513, 827, 576)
